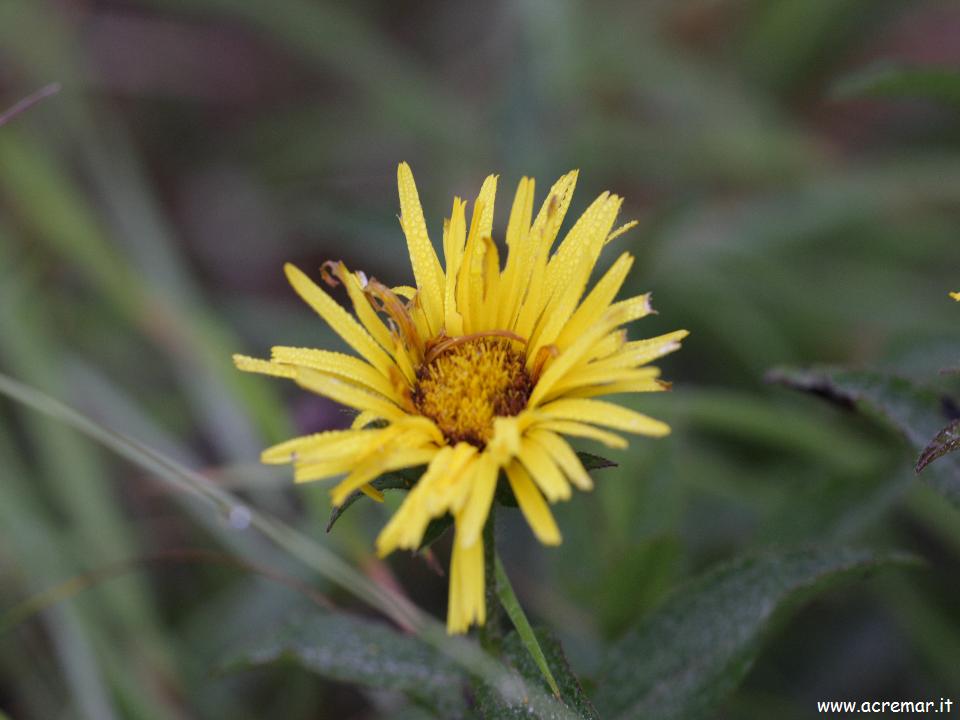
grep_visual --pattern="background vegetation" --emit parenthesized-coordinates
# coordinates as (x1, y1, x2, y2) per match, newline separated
(1, 1, 959, 718)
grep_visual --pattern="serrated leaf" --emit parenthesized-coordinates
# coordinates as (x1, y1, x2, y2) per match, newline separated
(916, 418, 960, 474)
(476, 627, 599, 720)
(832, 63, 960, 106)
(767, 365, 960, 505)
(326, 467, 422, 532)
(576, 451, 617, 471)
(594, 546, 916, 720)
(221, 611, 467, 717)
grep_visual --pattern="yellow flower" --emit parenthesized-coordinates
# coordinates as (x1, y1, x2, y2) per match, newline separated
(234, 163, 686, 633)
(951, 292, 960, 301)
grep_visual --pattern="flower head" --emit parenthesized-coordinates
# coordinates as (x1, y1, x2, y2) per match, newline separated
(235, 163, 686, 633)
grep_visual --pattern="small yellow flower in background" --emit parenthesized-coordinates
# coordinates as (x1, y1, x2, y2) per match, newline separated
(951, 291, 960, 301)
(234, 163, 686, 633)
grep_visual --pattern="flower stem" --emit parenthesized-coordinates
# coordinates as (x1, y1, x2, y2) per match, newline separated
(479, 507, 503, 652)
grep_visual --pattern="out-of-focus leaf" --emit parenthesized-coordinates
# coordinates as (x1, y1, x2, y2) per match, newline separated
(221, 611, 467, 718)
(916, 419, 960, 474)
(475, 627, 599, 720)
(767, 366, 960, 505)
(593, 546, 916, 720)
(0, 82, 60, 127)
(419, 515, 454, 550)
(832, 63, 960, 106)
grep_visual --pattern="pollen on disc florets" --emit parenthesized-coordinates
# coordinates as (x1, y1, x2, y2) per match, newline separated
(412, 336, 532, 447)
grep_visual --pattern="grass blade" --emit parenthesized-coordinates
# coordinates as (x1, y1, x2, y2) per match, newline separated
(0, 370, 578, 719)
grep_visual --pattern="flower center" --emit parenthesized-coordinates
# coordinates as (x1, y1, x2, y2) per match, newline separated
(412, 337, 532, 447)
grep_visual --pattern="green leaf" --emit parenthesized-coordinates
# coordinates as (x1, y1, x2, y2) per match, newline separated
(832, 62, 960, 106)
(476, 627, 599, 720)
(593, 546, 916, 720)
(916, 418, 960, 474)
(494, 556, 561, 698)
(326, 467, 421, 532)
(576, 451, 618, 471)
(768, 366, 960, 505)
(222, 611, 467, 718)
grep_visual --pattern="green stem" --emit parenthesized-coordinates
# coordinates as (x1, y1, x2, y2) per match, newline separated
(494, 554, 562, 698)
(478, 507, 503, 652)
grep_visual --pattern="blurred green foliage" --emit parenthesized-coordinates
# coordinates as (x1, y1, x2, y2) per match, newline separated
(2, 0, 960, 718)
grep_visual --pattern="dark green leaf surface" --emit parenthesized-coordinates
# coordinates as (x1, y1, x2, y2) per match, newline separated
(768, 366, 960, 505)
(832, 63, 960, 106)
(916, 419, 960, 474)
(222, 611, 467, 717)
(326, 468, 421, 532)
(593, 546, 915, 720)
(576, 451, 617, 471)
(476, 628, 599, 720)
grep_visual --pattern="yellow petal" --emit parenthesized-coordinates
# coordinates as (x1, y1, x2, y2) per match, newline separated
(334, 262, 402, 358)
(447, 522, 485, 634)
(534, 419, 628, 449)
(538, 398, 671, 437)
(262, 428, 365, 464)
(351, 410, 380, 429)
(457, 454, 499, 548)
(527, 242, 586, 353)
(496, 176, 536, 329)
(233, 354, 297, 379)
(606, 219, 638, 244)
(541, 192, 621, 317)
(554, 252, 634, 350)
(397, 163, 444, 335)
(951, 291, 960, 301)
(443, 198, 467, 335)
(526, 429, 593, 491)
(376, 446, 456, 556)
(546, 367, 661, 401)
(473, 174, 498, 242)
(294, 454, 362, 483)
(528, 297, 651, 404)
(296, 368, 405, 418)
(284, 264, 396, 377)
(359, 484, 385, 502)
(590, 330, 689, 372)
(517, 437, 571, 502)
(425, 443, 480, 516)
(529, 170, 578, 252)
(457, 198, 488, 333)
(505, 461, 561, 545)
(330, 445, 438, 507)
(271, 347, 399, 400)
(566, 377, 669, 398)
(512, 233, 551, 339)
